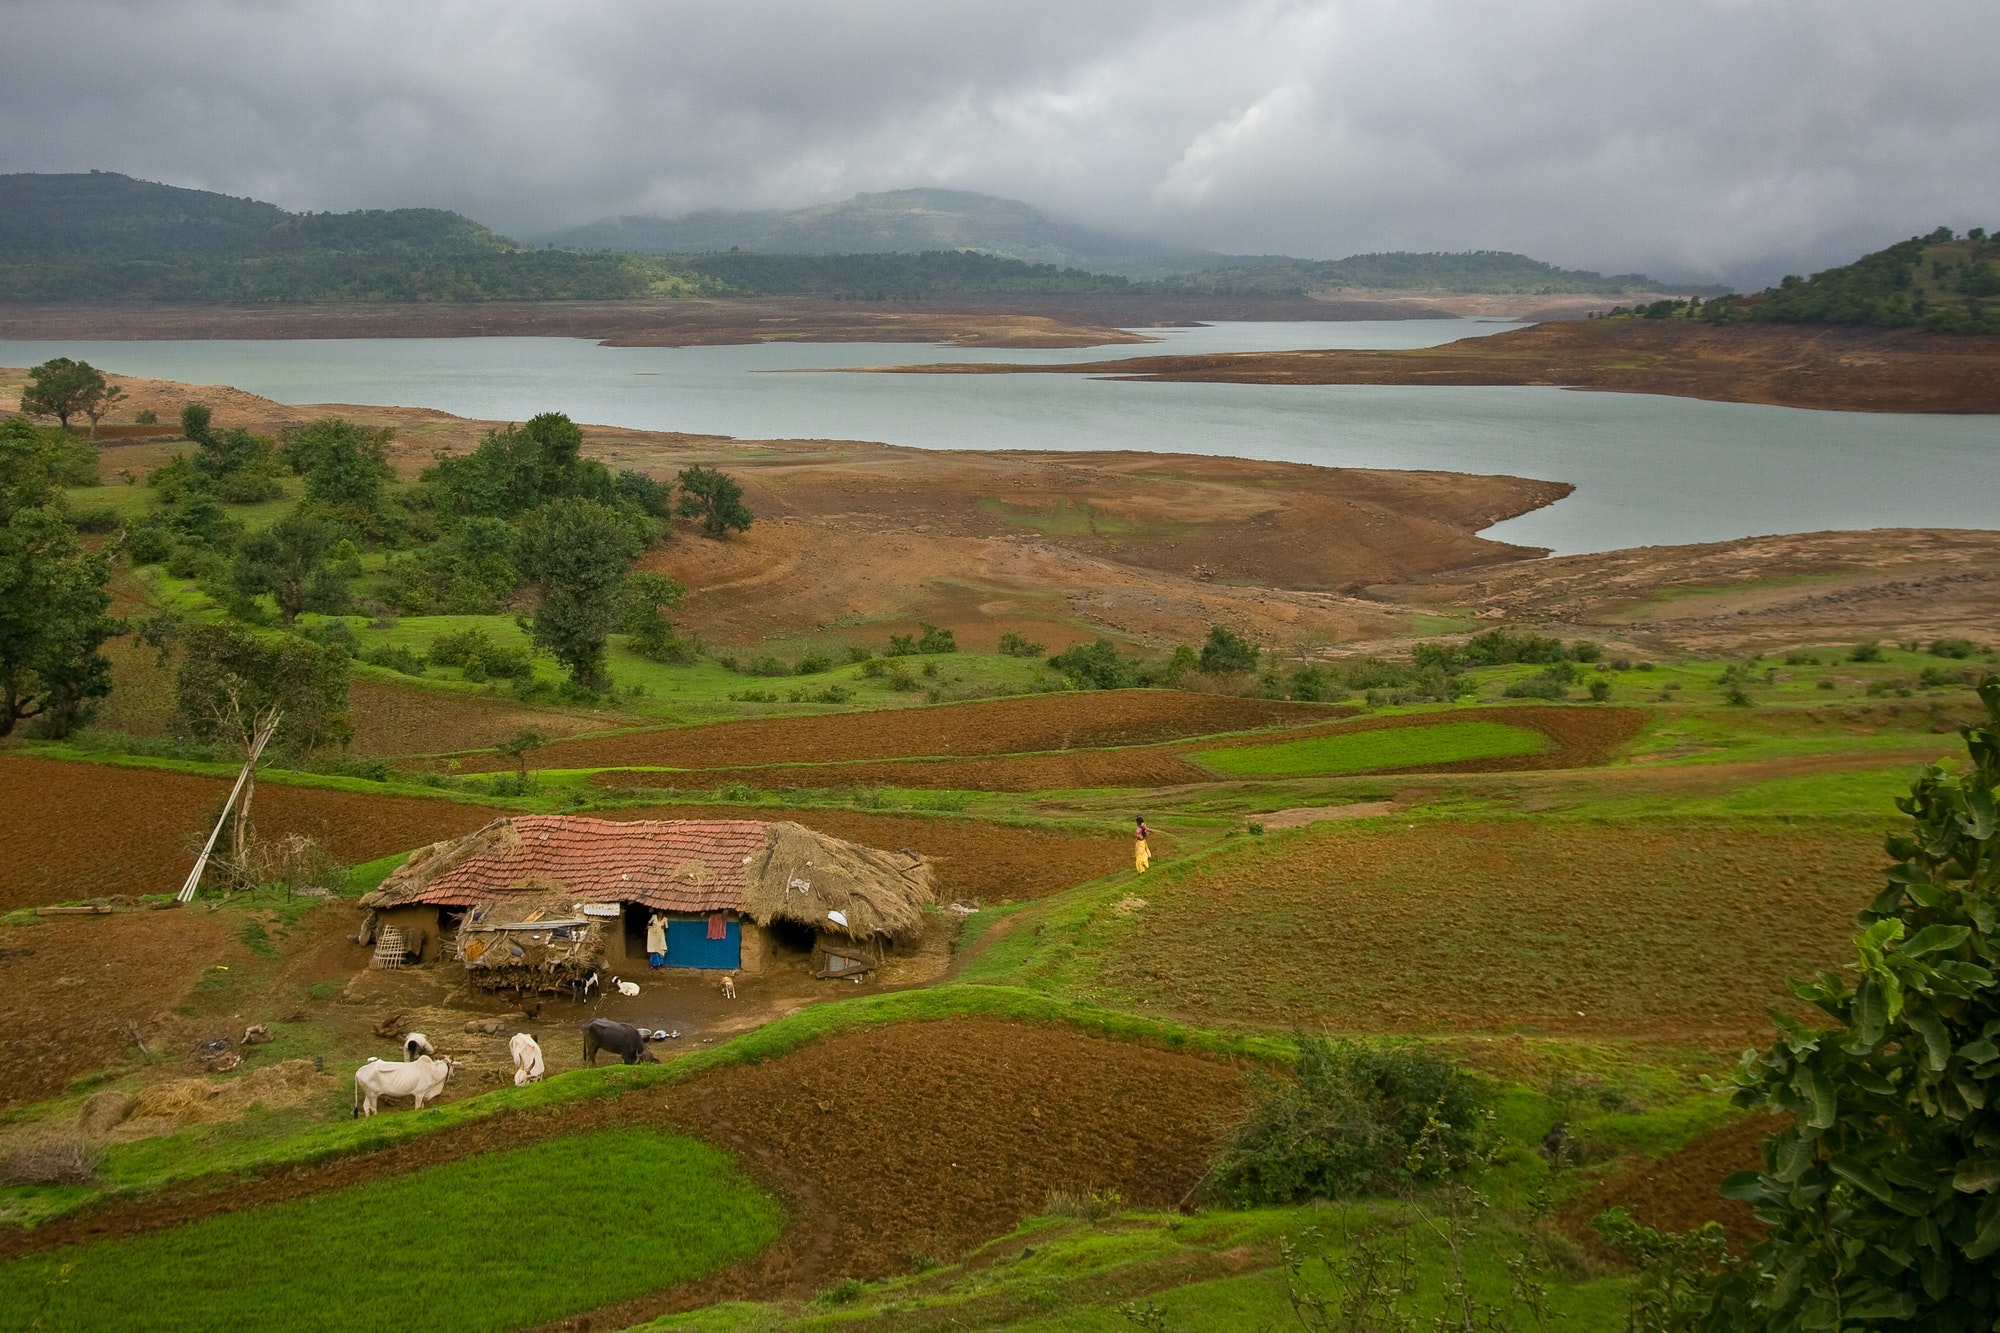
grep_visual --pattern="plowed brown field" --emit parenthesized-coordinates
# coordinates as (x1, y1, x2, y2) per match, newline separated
(1, 1016, 1248, 1317)
(0, 756, 502, 910)
(346, 682, 609, 758)
(1562, 1115, 1773, 1252)
(1079, 820, 1881, 1042)
(593, 704, 1645, 792)
(461, 691, 1344, 773)
(0, 910, 260, 1105)
(607, 805, 1129, 902)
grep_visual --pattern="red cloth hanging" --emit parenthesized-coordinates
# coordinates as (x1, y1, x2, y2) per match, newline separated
(707, 912, 727, 940)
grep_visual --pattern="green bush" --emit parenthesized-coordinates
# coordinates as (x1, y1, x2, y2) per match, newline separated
(1849, 640, 1885, 663)
(125, 523, 172, 565)
(997, 631, 1045, 658)
(1931, 638, 1979, 660)
(427, 628, 531, 680)
(365, 644, 427, 676)
(1207, 1037, 1488, 1206)
(795, 653, 832, 676)
(1502, 669, 1569, 700)
(1198, 623, 1258, 674)
(916, 623, 957, 654)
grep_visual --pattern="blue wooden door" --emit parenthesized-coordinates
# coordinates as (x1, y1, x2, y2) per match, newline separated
(666, 918, 740, 969)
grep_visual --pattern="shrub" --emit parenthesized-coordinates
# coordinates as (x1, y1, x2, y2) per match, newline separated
(916, 623, 957, 655)
(997, 631, 1045, 658)
(858, 657, 886, 678)
(1931, 637, 1978, 659)
(1287, 664, 1349, 702)
(1207, 1037, 1488, 1206)
(427, 628, 532, 680)
(1198, 624, 1259, 674)
(364, 644, 427, 676)
(1048, 638, 1141, 690)
(1816, 677, 1838, 690)
(1503, 665, 1573, 699)
(1785, 650, 1822, 666)
(885, 666, 918, 692)
(1849, 640, 1885, 662)
(1587, 678, 1612, 701)
(885, 634, 917, 657)
(795, 653, 832, 676)
(125, 523, 172, 565)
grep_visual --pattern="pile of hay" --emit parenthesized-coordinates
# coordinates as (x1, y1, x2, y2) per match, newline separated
(81, 1060, 338, 1141)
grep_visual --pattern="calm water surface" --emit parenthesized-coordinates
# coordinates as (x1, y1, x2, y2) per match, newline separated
(3, 320, 1992, 555)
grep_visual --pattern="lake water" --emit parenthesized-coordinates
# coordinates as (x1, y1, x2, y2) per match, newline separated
(4, 320, 1993, 555)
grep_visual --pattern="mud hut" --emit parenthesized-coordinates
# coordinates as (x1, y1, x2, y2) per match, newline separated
(357, 815, 936, 989)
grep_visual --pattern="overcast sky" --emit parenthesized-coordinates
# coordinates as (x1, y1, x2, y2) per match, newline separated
(2, 1, 1995, 283)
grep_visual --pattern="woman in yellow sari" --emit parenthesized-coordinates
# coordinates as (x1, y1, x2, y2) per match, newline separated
(1134, 815, 1151, 873)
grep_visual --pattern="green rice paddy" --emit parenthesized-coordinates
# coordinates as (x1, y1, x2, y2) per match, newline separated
(1192, 720, 1548, 777)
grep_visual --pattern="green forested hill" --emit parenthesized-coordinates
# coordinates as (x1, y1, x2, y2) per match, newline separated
(1154, 250, 1702, 297)
(1702, 227, 2000, 332)
(0, 172, 712, 301)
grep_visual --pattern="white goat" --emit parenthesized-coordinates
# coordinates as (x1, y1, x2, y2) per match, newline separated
(612, 976, 640, 997)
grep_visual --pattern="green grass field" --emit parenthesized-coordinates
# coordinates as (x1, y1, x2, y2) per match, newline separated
(1191, 720, 1548, 777)
(0, 1130, 777, 1333)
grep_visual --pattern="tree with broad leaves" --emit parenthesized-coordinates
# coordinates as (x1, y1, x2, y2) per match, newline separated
(1710, 676, 2000, 1330)
(513, 497, 647, 692)
(18, 358, 112, 433)
(230, 511, 350, 624)
(675, 465, 752, 539)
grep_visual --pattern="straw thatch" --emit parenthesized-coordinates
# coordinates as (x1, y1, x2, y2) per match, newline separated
(745, 821, 935, 940)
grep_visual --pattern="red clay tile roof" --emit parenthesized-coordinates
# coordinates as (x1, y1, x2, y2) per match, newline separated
(397, 815, 771, 913)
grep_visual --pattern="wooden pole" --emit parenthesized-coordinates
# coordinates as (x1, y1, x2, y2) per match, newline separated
(176, 710, 282, 903)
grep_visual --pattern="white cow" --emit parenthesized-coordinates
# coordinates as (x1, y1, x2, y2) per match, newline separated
(353, 1054, 458, 1117)
(509, 1032, 545, 1086)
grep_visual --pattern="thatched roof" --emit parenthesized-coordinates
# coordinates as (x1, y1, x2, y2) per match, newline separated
(361, 815, 935, 940)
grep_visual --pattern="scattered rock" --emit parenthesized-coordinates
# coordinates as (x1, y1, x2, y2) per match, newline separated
(464, 1017, 505, 1034)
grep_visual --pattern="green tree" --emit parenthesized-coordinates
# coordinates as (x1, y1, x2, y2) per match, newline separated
(280, 417, 394, 513)
(619, 571, 691, 662)
(423, 412, 611, 520)
(1198, 623, 1259, 674)
(0, 510, 118, 738)
(18, 358, 110, 432)
(513, 498, 647, 691)
(1048, 637, 1141, 690)
(676, 465, 753, 538)
(230, 512, 349, 624)
(1710, 677, 2000, 1330)
(0, 418, 119, 738)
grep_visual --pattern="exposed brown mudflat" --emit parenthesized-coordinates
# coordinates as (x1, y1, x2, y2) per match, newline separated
(0, 298, 1152, 349)
(859, 320, 2000, 414)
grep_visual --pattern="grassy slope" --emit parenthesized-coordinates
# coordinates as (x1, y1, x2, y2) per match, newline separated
(1191, 719, 1548, 777)
(1, 1131, 777, 1333)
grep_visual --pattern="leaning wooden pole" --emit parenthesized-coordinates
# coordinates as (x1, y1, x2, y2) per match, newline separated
(176, 711, 282, 904)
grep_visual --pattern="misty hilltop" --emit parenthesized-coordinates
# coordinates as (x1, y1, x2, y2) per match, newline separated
(537, 189, 1222, 279)
(0, 171, 514, 263)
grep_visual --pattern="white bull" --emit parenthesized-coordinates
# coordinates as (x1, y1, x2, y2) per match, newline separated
(509, 1032, 545, 1086)
(352, 1054, 458, 1117)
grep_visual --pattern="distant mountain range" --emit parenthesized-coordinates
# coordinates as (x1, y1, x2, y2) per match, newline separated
(535, 188, 1223, 280)
(0, 171, 1703, 302)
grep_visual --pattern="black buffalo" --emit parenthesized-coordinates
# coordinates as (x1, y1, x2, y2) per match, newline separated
(581, 1018, 660, 1066)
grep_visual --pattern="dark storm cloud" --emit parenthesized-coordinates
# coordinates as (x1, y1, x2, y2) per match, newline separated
(1, 0, 1994, 283)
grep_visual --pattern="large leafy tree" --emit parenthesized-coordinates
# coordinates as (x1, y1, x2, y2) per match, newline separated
(675, 465, 752, 538)
(424, 411, 612, 519)
(230, 512, 349, 624)
(1714, 677, 2000, 1329)
(18, 358, 112, 432)
(513, 498, 647, 691)
(0, 418, 118, 738)
(279, 417, 394, 513)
